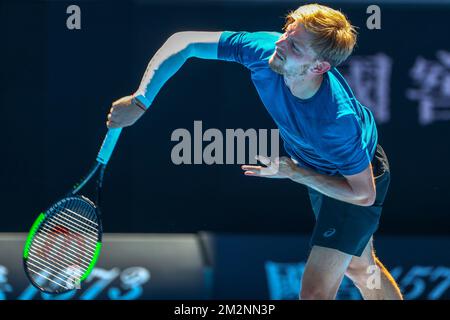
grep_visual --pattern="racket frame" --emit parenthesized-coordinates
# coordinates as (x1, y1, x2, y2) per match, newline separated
(23, 163, 106, 294)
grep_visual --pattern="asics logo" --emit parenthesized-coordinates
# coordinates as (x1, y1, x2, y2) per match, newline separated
(323, 228, 336, 238)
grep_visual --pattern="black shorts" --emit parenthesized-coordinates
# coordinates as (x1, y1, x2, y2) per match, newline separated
(307, 144, 390, 257)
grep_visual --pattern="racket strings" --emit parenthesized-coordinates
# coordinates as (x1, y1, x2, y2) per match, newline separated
(46, 212, 98, 242)
(26, 197, 100, 292)
(29, 242, 87, 274)
(33, 228, 93, 266)
(27, 267, 77, 290)
(28, 239, 90, 288)
(29, 259, 82, 282)
(39, 224, 96, 254)
(28, 237, 92, 288)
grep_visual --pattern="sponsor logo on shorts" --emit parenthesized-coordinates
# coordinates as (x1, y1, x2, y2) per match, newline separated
(323, 228, 336, 238)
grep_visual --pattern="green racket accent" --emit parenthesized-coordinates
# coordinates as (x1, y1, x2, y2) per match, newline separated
(23, 213, 46, 259)
(80, 242, 102, 281)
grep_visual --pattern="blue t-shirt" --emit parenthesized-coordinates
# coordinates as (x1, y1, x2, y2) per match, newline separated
(217, 31, 378, 176)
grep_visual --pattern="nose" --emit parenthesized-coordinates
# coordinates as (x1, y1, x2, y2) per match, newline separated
(275, 34, 288, 51)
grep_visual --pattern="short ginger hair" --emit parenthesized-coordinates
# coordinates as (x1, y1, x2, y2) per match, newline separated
(284, 4, 358, 66)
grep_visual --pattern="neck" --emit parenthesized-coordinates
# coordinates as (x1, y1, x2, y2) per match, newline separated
(284, 73, 324, 100)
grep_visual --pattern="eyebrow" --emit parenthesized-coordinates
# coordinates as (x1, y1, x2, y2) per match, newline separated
(285, 27, 304, 51)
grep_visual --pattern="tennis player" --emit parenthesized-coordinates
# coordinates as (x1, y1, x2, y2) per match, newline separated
(106, 3, 403, 300)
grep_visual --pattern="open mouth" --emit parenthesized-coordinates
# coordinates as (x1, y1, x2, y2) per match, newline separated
(275, 50, 285, 61)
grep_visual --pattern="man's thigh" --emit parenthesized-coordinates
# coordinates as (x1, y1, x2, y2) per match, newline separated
(348, 237, 375, 271)
(301, 245, 353, 299)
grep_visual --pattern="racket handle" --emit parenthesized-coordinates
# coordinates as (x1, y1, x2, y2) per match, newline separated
(96, 128, 122, 165)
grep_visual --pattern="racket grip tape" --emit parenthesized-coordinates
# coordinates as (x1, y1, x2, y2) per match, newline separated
(96, 128, 122, 165)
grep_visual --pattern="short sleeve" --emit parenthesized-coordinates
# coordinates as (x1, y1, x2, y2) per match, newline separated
(217, 31, 280, 70)
(318, 115, 371, 175)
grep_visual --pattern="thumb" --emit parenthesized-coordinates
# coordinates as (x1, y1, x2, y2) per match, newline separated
(256, 155, 271, 166)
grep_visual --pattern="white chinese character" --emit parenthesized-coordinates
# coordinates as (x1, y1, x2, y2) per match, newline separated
(341, 53, 393, 124)
(407, 51, 450, 125)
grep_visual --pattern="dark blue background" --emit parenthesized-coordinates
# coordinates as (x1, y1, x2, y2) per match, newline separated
(1, 1, 449, 234)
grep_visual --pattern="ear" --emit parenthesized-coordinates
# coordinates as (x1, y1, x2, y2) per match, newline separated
(311, 60, 331, 74)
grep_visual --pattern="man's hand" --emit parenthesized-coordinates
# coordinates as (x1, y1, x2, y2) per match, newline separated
(106, 95, 146, 128)
(241, 155, 298, 179)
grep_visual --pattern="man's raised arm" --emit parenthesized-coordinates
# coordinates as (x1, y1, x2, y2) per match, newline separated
(107, 31, 223, 128)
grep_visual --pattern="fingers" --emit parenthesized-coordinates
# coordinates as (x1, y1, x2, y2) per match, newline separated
(242, 156, 273, 177)
(107, 120, 130, 128)
(111, 98, 123, 108)
(106, 120, 118, 128)
(242, 155, 284, 178)
(107, 103, 126, 128)
(241, 165, 262, 176)
(107, 108, 118, 128)
(107, 95, 145, 128)
(241, 165, 262, 170)
(107, 106, 123, 128)
(242, 167, 276, 177)
(241, 165, 276, 177)
(112, 95, 131, 107)
(108, 106, 117, 121)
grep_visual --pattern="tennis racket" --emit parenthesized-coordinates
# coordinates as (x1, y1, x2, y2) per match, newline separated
(23, 127, 122, 294)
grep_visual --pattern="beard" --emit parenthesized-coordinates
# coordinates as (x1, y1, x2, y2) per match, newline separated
(268, 53, 285, 75)
(268, 52, 311, 78)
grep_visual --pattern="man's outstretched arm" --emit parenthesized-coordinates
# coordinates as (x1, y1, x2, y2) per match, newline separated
(242, 156, 376, 207)
(107, 31, 223, 128)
